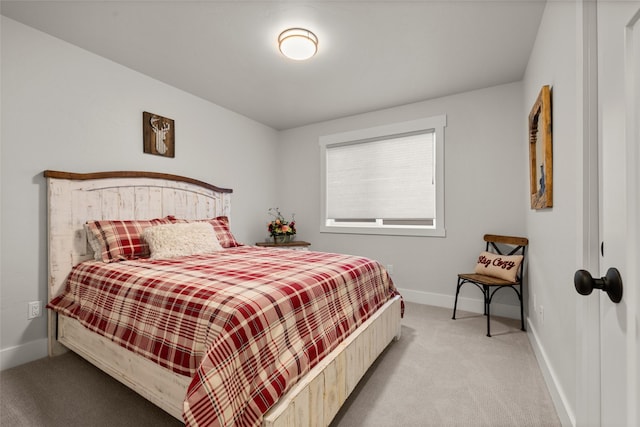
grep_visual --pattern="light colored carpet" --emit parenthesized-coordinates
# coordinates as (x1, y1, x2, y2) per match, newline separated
(330, 303, 560, 427)
(1, 303, 560, 426)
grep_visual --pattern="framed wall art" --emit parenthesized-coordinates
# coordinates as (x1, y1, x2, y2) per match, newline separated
(143, 111, 175, 158)
(528, 85, 552, 209)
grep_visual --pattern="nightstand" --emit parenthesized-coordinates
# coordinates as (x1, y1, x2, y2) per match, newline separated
(255, 241, 311, 251)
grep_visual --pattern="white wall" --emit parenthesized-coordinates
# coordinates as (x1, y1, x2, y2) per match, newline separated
(0, 17, 280, 369)
(523, 2, 583, 425)
(278, 82, 528, 315)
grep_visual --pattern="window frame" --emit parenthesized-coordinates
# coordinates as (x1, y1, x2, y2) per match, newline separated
(319, 115, 447, 237)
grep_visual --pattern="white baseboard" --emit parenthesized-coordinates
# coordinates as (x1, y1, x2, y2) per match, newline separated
(527, 318, 575, 427)
(397, 286, 522, 319)
(0, 338, 48, 371)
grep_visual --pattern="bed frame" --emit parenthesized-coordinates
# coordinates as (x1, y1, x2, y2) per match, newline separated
(45, 170, 402, 426)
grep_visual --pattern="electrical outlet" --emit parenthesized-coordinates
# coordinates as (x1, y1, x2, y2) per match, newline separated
(28, 301, 42, 319)
(386, 264, 394, 274)
(538, 305, 544, 324)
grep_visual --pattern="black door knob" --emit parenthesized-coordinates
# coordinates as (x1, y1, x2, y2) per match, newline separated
(574, 268, 623, 303)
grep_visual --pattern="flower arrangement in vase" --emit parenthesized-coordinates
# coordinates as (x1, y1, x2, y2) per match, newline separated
(267, 207, 296, 243)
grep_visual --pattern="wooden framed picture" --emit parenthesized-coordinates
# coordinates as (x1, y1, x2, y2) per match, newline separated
(143, 111, 175, 158)
(528, 85, 552, 209)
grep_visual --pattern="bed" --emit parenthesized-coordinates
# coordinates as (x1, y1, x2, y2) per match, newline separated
(44, 170, 402, 427)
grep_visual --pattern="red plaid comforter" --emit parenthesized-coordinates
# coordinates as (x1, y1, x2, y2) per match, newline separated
(48, 246, 398, 426)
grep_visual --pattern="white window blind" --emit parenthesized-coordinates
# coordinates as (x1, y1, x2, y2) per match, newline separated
(320, 114, 446, 237)
(326, 131, 435, 220)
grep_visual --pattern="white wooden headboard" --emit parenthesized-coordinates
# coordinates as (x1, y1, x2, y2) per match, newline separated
(45, 170, 232, 353)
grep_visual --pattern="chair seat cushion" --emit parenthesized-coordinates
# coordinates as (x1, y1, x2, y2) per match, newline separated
(459, 273, 519, 286)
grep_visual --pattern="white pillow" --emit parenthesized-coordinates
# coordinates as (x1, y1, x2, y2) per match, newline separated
(474, 251, 523, 283)
(142, 222, 223, 259)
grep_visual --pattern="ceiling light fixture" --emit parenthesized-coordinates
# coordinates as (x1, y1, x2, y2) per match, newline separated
(278, 28, 318, 61)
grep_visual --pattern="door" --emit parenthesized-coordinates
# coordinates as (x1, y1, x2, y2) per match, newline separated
(597, 2, 640, 426)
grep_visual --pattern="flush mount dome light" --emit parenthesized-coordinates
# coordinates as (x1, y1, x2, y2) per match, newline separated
(278, 28, 318, 61)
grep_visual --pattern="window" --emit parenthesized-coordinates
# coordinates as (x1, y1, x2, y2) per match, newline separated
(320, 115, 446, 237)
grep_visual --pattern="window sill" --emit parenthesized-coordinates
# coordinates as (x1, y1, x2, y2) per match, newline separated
(320, 225, 445, 237)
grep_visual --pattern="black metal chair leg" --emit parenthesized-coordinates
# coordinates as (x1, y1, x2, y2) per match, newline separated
(519, 289, 526, 331)
(452, 278, 462, 320)
(483, 286, 489, 316)
(485, 286, 491, 337)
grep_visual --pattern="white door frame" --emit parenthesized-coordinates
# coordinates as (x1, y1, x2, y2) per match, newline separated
(622, 9, 640, 426)
(575, 0, 601, 425)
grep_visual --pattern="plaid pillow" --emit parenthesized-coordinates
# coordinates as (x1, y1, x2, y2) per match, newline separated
(86, 216, 174, 262)
(206, 216, 242, 248)
(171, 216, 242, 248)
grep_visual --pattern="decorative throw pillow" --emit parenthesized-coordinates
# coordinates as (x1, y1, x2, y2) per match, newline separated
(171, 216, 242, 248)
(86, 216, 174, 263)
(142, 222, 223, 259)
(205, 216, 243, 247)
(474, 251, 524, 283)
(84, 223, 103, 261)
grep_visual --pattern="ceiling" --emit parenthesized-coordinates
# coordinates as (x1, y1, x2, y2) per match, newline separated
(1, 0, 546, 130)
